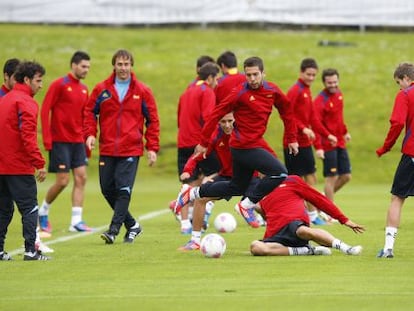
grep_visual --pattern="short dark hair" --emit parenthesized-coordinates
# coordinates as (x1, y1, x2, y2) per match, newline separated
(3, 58, 20, 76)
(300, 58, 318, 72)
(198, 62, 220, 80)
(322, 68, 339, 82)
(244, 56, 264, 72)
(196, 55, 215, 69)
(217, 51, 237, 68)
(14, 61, 45, 83)
(70, 51, 90, 66)
(394, 63, 414, 80)
(112, 49, 134, 66)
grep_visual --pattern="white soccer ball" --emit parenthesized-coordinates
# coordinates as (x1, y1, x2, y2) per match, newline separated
(200, 233, 226, 258)
(214, 212, 237, 233)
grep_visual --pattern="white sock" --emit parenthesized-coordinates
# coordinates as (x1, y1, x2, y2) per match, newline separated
(384, 226, 397, 250)
(190, 187, 200, 200)
(307, 210, 318, 222)
(191, 231, 202, 245)
(181, 219, 192, 229)
(288, 247, 311, 256)
(240, 197, 255, 209)
(188, 206, 194, 221)
(71, 207, 82, 226)
(332, 238, 352, 254)
(39, 200, 51, 216)
(130, 221, 140, 229)
(205, 201, 214, 214)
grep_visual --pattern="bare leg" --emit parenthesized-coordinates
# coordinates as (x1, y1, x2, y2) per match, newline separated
(45, 172, 70, 204)
(72, 166, 87, 207)
(296, 225, 335, 247)
(250, 240, 290, 256)
(386, 195, 405, 227)
(334, 173, 351, 193)
(324, 175, 338, 202)
(303, 173, 319, 214)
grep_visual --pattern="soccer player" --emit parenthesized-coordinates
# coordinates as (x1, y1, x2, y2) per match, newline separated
(376, 62, 414, 258)
(39, 51, 92, 234)
(84, 49, 160, 244)
(176, 62, 221, 234)
(0, 61, 50, 260)
(250, 175, 364, 256)
(314, 68, 352, 202)
(175, 56, 298, 228)
(284, 58, 337, 225)
(215, 50, 246, 104)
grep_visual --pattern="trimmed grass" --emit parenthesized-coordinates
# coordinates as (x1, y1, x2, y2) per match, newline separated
(1, 176, 413, 311)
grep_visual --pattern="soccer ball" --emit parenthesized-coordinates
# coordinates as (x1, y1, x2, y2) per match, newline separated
(200, 233, 226, 258)
(214, 212, 237, 233)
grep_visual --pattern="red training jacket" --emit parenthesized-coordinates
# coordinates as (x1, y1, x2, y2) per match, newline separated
(84, 72, 160, 156)
(284, 79, 331, 148)
(200, 81, 297, 149)
(41, 73, 89, 150)
(215, 69, 246, 104)
(260, 175, 349, 239)
(377, 82, 414, 157)
(177, 80, 215, 148)
(313, 88, 348, 151)
(0, 83, 45, 174)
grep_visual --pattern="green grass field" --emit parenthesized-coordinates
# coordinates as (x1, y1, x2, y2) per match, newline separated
(1, 175, 413, 311)
(0, 24, 414, 310)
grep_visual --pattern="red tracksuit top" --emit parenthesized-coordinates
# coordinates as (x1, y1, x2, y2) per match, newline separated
(183, 125, 233, 177)
(0, 84, 9, 97)
(84, 72, 160, 157)
(0, 83, 45, 174)
(200, 81, 297, 149)
(177, 80, 215, 148)
(41, 73, 89, 150)
(284, 79, 330, 148)
(260, 175, 349, 239)
(379, 82, 414, 157)
(313, 88, 348, 151)
(215, 69, 246, 104)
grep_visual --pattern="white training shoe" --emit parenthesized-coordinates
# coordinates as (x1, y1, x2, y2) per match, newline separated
(311, 246, 332, 256)
(346, 245, 363, 256)
(35, 241, 54, 253)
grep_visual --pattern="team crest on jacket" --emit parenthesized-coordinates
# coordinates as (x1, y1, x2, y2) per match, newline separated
(67, 87, 72, 92)
(133, 94, 140, 99)
(249, 95, 255, 101)
(304, 93, 308, 98)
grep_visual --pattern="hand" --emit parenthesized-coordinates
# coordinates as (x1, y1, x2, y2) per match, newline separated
(288, 142, 299, 156)
(147, 150, 157, 167)
(376, 147, 387, 157)
(36, 167, 47, 182)
(180, 172, 190, 181)
(344, 132, 351, 142)
(315, 149, 325, 159)
(303, 128, 315, 140)
(327, 134, 337, 146)
(194, 144, 208, 158)
(344, 220, 365, 234)
(86, 136, 96, 150)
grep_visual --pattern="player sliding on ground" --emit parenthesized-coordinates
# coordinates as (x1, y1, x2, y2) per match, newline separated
(250, 175, 365, 256)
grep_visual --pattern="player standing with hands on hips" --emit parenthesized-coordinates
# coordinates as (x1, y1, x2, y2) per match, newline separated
(84, 49, 160, 245)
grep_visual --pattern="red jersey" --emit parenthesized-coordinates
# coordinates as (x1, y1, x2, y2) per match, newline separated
(84, 72, 160, 156)
(284, 79, 330, 148)
(0, 84, 10, 97)
(183, 125, 233, 177)
(177, 80, 215, 148)
(215, 69, 246, 104)
(200, 81, 297, 149)
(313, 89, 348, 151)
(41, 73, 89, 150)
(260, 175, 348, 239)
(378, 83, 414, 157)
(0, 83, 45, 174)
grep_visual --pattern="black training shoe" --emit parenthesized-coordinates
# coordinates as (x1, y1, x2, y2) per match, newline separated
(0, 252, 12, 261)
(23, 251, 50, 261)
(124, 225, 143, 243)
(101, 231, 116, 244)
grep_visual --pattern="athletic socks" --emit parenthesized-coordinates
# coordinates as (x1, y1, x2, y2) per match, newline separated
(384, 226, 397, 250)
(191, 230, 202, 245)
(71, 207, 83, 226)
(332, 238, 352, 254)
(39, 200, 51, 216)
(288, 247, 312, 255)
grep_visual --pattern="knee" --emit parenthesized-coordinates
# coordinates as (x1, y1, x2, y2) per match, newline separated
(343, 174, 351, 183)
(74, 173, 87, 187)
(250, 240, 265, 256)
(56, 175, 70, 188)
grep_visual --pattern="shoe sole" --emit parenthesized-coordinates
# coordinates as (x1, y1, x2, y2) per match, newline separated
(101, 234, 114, 244)
(123, 229, 143, 243)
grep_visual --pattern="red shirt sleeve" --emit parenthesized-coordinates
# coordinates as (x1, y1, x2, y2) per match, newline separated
(41, 79, 61, 150)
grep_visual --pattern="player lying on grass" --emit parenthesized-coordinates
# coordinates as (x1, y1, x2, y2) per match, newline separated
(250, 175, 365, 256)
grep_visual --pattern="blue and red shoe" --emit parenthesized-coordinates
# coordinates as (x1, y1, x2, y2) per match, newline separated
(174, 184, 193, 214)
(235, 203, 260, 228)
(39, 215, 52, 233)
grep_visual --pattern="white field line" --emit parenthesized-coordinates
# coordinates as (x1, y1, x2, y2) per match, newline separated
(9, 208, 170, 256)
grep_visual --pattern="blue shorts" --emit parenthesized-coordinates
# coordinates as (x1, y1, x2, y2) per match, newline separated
(391, 154, 414, 198)
(322, 148, 351, 177)
(48, 142, 87, 173)
(284, 146, 316, 176)
(262, 220, 309, 247)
